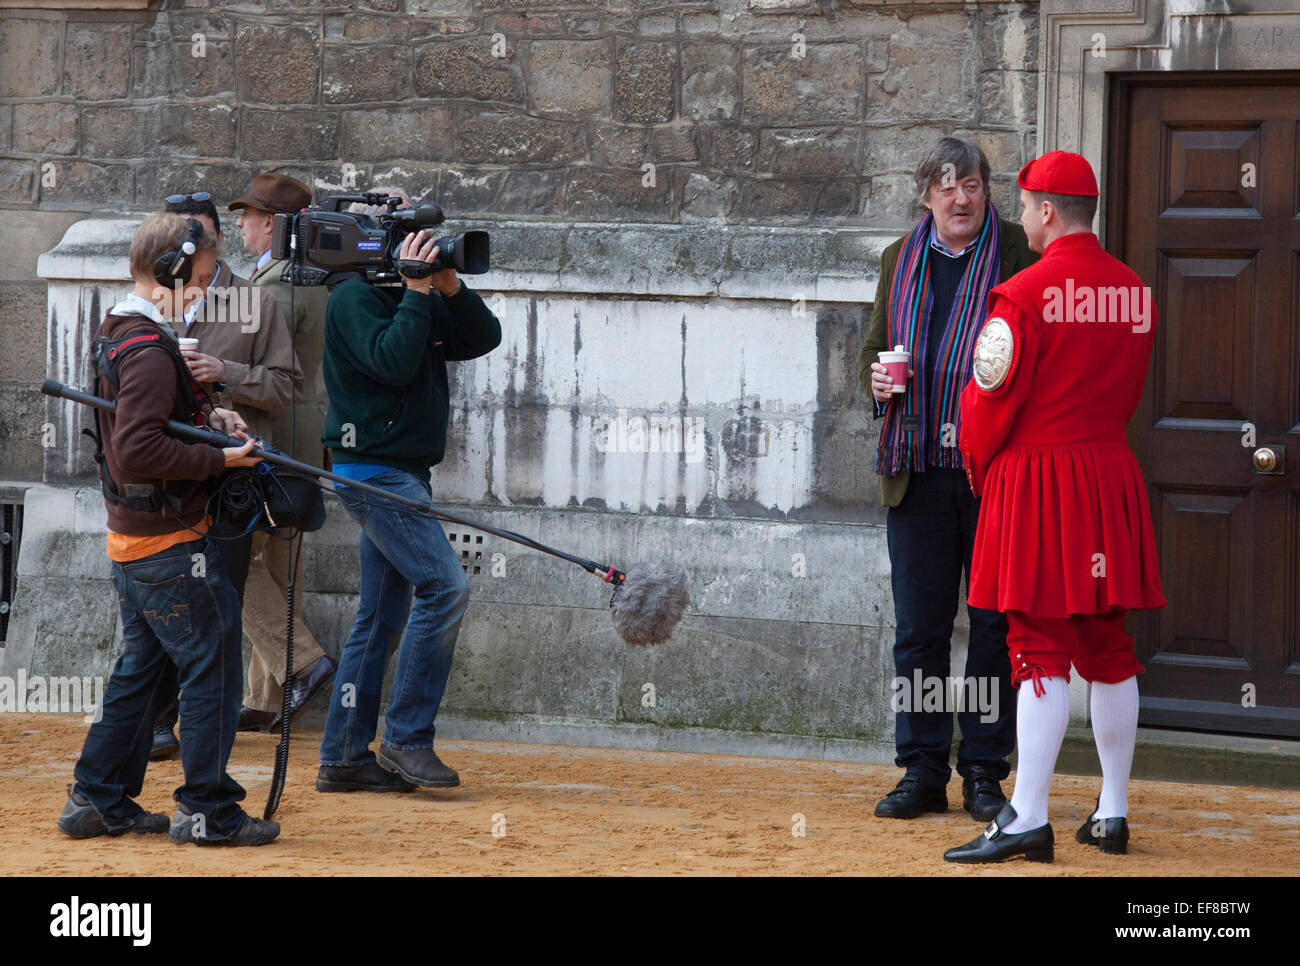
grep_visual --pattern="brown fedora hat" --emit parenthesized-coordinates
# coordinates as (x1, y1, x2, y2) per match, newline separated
(228, 173, 312, 214)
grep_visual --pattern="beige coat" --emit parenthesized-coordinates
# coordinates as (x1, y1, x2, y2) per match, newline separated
(251, 258, 330, 467)
(182, 261, 301, 445)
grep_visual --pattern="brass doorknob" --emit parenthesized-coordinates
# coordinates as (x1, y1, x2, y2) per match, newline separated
(1254, 447, 1277, 472)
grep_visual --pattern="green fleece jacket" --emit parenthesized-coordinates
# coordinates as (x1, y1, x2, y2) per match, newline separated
(322, 278, 501, 477)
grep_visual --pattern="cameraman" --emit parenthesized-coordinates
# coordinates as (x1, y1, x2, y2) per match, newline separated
(58, 213, 279, 846)
(317, 229, 501, 793)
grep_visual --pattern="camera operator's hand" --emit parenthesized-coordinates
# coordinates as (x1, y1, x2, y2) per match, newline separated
(399, 231, 461, 298)
(182, 349, 227, 384)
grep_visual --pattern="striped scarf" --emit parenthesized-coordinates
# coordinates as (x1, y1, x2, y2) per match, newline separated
(875, 203, 1002, 476)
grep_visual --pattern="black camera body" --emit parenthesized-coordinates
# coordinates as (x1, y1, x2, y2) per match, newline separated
(269, 193, 490, 286)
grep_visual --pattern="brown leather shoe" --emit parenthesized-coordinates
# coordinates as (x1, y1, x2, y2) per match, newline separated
(285, 655, 337, 723)
(237, 706, 278, 732)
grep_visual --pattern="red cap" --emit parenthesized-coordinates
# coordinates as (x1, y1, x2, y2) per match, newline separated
(1017, 151, 1099, 197)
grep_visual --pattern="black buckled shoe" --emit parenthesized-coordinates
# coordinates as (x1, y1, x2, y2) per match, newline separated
(317, 761, 416, 793)
(150, 723, 179, 760)
(1075, 799, 1130, 854)
(961, 765, 1008, 822)
(57, 786, 169, 839)
(377, 744, 460, 788)
(873, 775, 948, 819)
(943, 803, 1054, 864)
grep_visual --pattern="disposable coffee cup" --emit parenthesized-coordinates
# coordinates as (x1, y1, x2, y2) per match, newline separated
(177, 337, 199, 353)
(880, 345, 910, 394)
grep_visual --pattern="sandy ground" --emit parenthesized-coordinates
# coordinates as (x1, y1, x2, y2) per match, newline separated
(2, 714, 1297, 876)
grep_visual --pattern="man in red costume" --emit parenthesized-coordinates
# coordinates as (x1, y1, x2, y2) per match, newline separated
(943, 151, 1166, 863)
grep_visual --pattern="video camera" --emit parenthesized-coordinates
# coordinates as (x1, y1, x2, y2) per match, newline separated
(268, 192, 490, 287)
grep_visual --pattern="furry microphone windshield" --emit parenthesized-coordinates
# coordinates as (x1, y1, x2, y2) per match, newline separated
(609, 565, 689, 646)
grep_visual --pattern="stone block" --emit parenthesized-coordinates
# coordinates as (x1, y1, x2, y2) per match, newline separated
(415, 38, 524, 102)
(12, 102, 77, 158)
(64, 25, 132, 100)
(953, 126, 1023, 176)
(756, 126, 859, 178)
(680, 172, 737, 221)
(460, 112, 584, 166)
(0, 381, 45, 481)
(79, 107, 160, 159)
(565, 166, 674, 221)
(649, 127, 696, 163)
(862, 172, 919, 226)
(614, 43, 675, 123)
(134, 162, 249, 208)
(0, 282, 49, 377)
(37, 162, 132, 206)
(0, 19, 61, 97)
(133, 37, 235, 99)
(340, 107, 454, 163)
(742, 43, 863, 123)
(873, 13, 978, 121)
(234, 22, 321, 104)
(731, 177, 821, 221)
(979, 3, 1038, 70)
(863, 123, 947, 175)
(589, 124, 647, 167)
(323, 43, 412, 103)
(528, 40, 611, 117)
(682, 42, 738, 122)
(440, 167, 508, 213)
(242, 110, 339, 162)
(697, 126, 755, 172)
(496, 169, 566, 216)
(326, 12, 409, 40)
(979, 68, 1037, 128)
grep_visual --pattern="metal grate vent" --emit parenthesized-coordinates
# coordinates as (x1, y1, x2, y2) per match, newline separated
(1, 502, 23, 646)
(446, 530, 484, 575)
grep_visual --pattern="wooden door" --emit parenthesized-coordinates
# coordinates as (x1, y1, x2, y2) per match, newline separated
(1108, 73, 1300, 737)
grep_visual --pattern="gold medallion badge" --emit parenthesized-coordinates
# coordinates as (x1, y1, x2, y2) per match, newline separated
(972, 318, 1013, 391)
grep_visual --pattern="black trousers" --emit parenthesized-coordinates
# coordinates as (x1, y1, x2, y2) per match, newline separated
(885, 468, 1016, 785)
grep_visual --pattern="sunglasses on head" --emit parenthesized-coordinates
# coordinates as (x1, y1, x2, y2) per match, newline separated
(165, 192, 212, 205)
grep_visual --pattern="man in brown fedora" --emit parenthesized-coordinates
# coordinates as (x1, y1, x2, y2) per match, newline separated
(227, 173, 336, 733)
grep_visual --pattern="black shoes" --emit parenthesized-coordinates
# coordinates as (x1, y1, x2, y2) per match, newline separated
(57, 786, 169, 839)
(874, 775, 948, 819)
(377, 744, 460, 788)
(169, 806, 280, 846)
(944, 803, 1054, 864)
(238, 705, 278, 732)
(1076, 799, 1130, 854)
(961, 765, 1008, 822)
(150, 723, 179, 760)
(317, 761, 417, 793)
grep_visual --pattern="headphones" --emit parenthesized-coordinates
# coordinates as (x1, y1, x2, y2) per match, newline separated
(152, 218, 205, 288)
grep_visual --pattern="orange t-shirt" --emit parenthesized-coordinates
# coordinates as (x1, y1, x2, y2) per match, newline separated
(106, 516, 211, 563)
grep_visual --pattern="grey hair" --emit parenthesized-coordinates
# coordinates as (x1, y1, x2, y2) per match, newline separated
(914, 137, 991, 203)
(346, 185, 411, 218)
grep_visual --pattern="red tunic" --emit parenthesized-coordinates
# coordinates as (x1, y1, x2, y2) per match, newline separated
(958, 232, 1166, 618)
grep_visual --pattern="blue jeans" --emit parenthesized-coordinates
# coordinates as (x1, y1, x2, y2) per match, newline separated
(73, 537, 249, 839)
(320, 468, 469, 766)
(886, 468, 1016, 785)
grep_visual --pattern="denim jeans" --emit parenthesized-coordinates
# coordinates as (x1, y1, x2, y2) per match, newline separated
(886, 468, 1016, 785)
(73, 537, 249, 839)
(320, 468, 469, 766)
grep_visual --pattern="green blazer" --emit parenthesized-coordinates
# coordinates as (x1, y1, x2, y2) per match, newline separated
(859, 217, 1038, 507)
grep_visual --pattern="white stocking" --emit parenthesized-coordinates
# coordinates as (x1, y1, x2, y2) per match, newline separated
(1005, 676, 1070, 832)
(1090, 676, 1139, 819)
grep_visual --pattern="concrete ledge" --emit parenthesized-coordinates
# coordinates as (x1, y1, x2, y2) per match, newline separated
(1057, 727, 1300, 791)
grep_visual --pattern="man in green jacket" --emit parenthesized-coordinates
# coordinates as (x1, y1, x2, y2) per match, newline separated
(316, 228, 502, 793)
(858, 138, 1037, 822)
